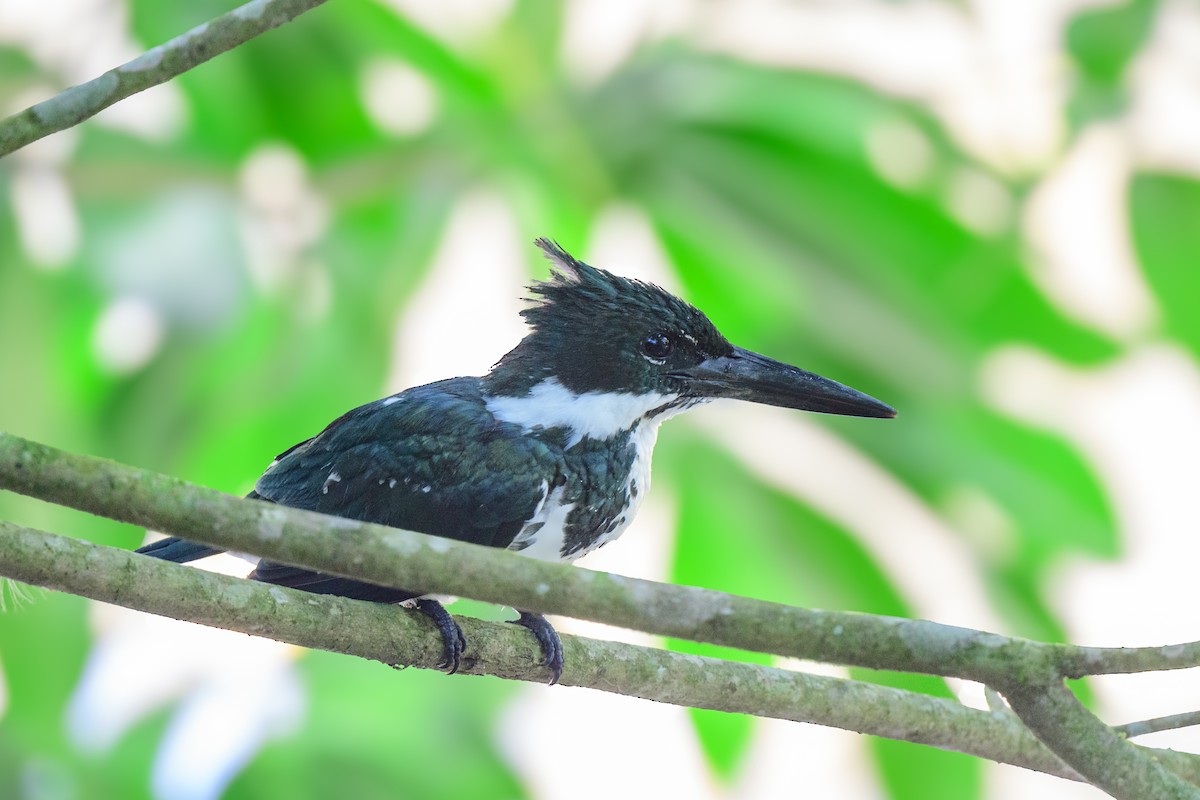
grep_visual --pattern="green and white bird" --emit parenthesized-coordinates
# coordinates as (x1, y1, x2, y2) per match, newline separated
(138, 239, 895, 683)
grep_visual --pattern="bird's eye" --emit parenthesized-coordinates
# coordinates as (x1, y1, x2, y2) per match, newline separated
(642, 332, 675, 362)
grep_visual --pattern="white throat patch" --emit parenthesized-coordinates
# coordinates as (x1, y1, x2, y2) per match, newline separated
(485, 378, 681, 448)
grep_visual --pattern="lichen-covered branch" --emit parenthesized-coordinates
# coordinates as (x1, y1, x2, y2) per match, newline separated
(1002, 681, 1200, 800)
(1, 432, 1198, 688)
(6, 432, 1200, 795)
(0, 0, 330, 158)
(0, 519, 1115, 782)
(6, 519, 1200, 789)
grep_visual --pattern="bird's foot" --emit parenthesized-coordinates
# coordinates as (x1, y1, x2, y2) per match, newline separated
(412, 598, 467, 674)
(510, 610, 563, 685)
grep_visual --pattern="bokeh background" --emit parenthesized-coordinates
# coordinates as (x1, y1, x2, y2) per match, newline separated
(2, 0, 1200, 798)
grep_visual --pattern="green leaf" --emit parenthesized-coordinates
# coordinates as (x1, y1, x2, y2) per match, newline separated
(1130, 173, 1200, 356)
(869, 735, 982, 800)
(1064, 0, 1156, 125)
(1066, 0, 1156, 85)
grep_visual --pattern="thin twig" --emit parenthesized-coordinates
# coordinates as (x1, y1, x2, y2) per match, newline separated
(1117, 712, 1200, 740)
(0, 0, 331, 158)
(985, 685, 1010, 713)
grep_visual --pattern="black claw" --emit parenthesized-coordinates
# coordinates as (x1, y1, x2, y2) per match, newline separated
(412, 599, 467, 674)
(511, 610, 564, 685)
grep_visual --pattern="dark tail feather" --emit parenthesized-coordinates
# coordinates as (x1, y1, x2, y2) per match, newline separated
(135, 490, 269, 563)
(250, 559, 420, 604)
(135, 537, 222, 563)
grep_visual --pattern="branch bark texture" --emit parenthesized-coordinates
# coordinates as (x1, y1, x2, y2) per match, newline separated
(0, 433, 1196, 684)
(0, 0, 330, 158)
(1003, 681, 1200, 799)
(3, 432, 1200, 798)
(0, 519, 1112, 784)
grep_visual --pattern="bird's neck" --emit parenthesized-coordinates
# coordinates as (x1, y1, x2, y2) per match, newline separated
(484, 377, 694, 449)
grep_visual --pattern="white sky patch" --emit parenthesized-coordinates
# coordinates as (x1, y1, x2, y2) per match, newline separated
(359, 58, 438, 137)
(238, 144, 329, 312)
(1126, 0, 1200, 176)
(487, 378, 678, 448)
(1023, 125, 1158, 339)
(68, 606, 301, 761)
(990, 761, 1108, 800)
(91, 296, 166, 375)
(388, 190, 527, 390)
(498, 687, 716, 800)
(92, 76, 187, 143)
(151, 657, 304, 800)
(734, 708, 883, 800)
(558, 0, 693, 85)
(11, 164, 80, 269)
(586, 203, 686, 294)
(693, 0, 1110, 174)
(503, 641, 884, 799)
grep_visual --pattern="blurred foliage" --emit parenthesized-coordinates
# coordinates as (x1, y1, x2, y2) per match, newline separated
(1065, 0, 1156, 124)
(0, 0, 1192, 797)
(1130, 173, 1200, 357)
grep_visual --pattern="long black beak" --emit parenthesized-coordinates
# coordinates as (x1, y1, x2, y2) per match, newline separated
(669, 346, 896, 419)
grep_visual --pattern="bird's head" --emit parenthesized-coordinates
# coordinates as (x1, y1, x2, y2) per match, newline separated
(484, 239, 895, 423)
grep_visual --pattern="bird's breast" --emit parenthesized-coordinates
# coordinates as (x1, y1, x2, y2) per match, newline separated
(506, 419, 660, 562)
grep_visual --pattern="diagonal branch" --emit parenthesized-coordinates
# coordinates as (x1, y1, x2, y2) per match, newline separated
(5, 433, 1200, 794)
(1002, 680, 1200, 800)
(0, 0, 331, 158)
(6, 520, 1200, 788)
(0, 519, 1121, 783)
(1, 431, 1198, 687)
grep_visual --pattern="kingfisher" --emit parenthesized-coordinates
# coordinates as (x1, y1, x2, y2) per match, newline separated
(137, 239, 895, 683)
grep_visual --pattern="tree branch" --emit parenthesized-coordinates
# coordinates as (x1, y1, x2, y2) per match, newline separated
(1003, 681, 1200, 800)
(0, 519, 1113, 783)
(1, 432, 1197, 687)
(1117, 712, 1200, 740)
(0, 0, 331, 158)
(7, 519, 1200, 788)
(5, 431, 1200, 795)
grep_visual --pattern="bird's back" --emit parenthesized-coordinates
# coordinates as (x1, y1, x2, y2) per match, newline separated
(253, 376, 559, 549)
